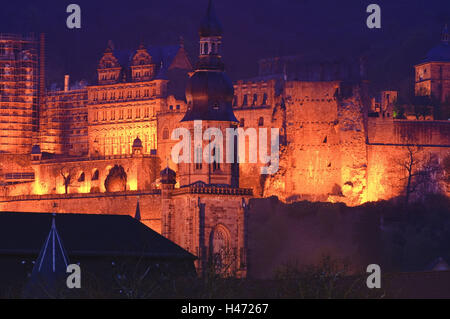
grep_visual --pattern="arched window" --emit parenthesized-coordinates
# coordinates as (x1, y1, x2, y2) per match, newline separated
(78, 172, 85, 182)
(258, 117, 264, 127)
(163, 128, 169, 140)
(195, 147, 202, 170)
(92, 169, 99, 181)
(212, 148, 220, 171)
(242, 94, 248, 106)
(252, 94, 258, 106)
(210, 225, 231, 271)
(262, 93, 268, 105)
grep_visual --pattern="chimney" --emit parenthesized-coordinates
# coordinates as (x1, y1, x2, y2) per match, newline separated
(64, 75, 69, 92)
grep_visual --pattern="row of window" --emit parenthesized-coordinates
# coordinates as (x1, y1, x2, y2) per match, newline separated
(94, 136, 156, 156)
(92, 88, 157, 101)
(233, 93, 268, 107)
(168, 105, 181, 111)
(239, 117, 265, 127)
(100, 73, 117, 81)
(93, 107, 153, 122)
(133, 70, 152, 78)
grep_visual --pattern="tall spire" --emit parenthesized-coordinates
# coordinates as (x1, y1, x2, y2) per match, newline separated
(23, 215, 70, 298)
(135, 200, 141, 221)
(442, 24, 449, 45)
(199, 0, 223, 37)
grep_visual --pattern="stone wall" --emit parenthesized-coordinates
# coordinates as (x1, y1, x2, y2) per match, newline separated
(0, 191, 162, 232)
(2, 155, 160, 196)
(264, 81, 347, 202)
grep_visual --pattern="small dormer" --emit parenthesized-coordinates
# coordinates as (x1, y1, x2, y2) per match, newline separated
(131, 44, 155, 82)
(31, 144, 42, 162)
(132, 136, 143, 156)
(97, 41, 122, 85)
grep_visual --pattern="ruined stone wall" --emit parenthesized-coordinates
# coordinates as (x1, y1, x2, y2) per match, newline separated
(264, 81, 344, 201)
(0, 191, 162, 232)
(336, 84, 369, 205)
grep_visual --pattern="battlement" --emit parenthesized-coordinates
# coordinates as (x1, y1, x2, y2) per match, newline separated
(368, 118, 450, 146)
(0, 189, 161, 203)
(172, 186, 253, 196)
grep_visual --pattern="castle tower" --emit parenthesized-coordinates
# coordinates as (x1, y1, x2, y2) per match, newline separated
(415, 24, 450, 109)
(178, 0, 239, 188)
(161, 0, 251, 277)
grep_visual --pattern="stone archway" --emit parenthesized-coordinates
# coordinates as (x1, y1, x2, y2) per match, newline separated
(104, 165, 127, 192)
(209, 224, 231, 273)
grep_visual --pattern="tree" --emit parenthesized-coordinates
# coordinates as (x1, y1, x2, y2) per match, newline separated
(413, 87, 440, 120)
(394, 146, 443, 205)
(60, 167, 74, 194)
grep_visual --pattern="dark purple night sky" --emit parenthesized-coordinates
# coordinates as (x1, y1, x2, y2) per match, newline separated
(0, 0, 448, 94)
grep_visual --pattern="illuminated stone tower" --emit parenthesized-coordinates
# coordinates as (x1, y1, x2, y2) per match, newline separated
(178, 0, 239, 188)
(161, 0, 251, 277)
(415, 25, 450, 104)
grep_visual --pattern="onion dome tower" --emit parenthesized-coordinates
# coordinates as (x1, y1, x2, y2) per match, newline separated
(178, 0, 239, 188)
(181, 0, 237, 122)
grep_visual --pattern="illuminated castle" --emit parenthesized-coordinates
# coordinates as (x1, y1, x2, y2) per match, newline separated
(0, 1, 449, 274)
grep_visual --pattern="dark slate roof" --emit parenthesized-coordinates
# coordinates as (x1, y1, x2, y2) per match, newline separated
(113, 45, 185, 80)
(0, 212, 195, 260)
(132, 136, 143, 148)
(31, 144, 41, 155)
(32, 218, 69, 275)
(160, 166, 176, 184)
(23, 217, 70, 297)
(422, 43, 450, 63)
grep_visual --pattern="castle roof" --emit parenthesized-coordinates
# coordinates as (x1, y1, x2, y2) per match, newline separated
(182, 70, 237, 122)
(199, 0, 223, 37)
(113, 44, 191, 80)
(23, 217, 69, 297)
(132, 136, 143, 148)
(422, 43, 450, 63)
(0, 212, 195, 259)
(160, 166, 176, 184)
(421, 24, 450, 63)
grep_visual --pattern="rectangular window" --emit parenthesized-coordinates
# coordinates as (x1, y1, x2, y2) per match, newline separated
(111, 110, 115, 120)
(127, 109, 132, 119)
(136, 108, 141, 118)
